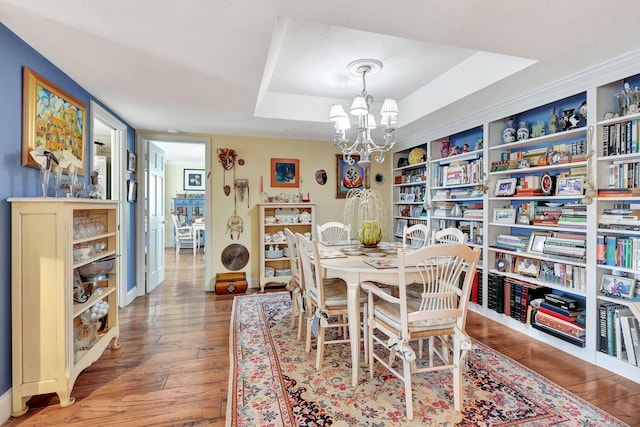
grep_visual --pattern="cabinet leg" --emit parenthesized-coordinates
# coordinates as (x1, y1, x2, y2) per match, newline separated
(109, 335, 121, 350)
(11, 395, 29, 417)
(57, 392, 75, 408)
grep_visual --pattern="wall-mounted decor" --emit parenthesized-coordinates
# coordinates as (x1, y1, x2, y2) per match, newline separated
(335, 154, 368, 198)
(22, 67, 86, 174)
(184, 168, 205, 191)
(127, 180, 137, 203)
(271, 158, 299, 188)
(127, 150, 136, 173)
(315, 169, 327, 185)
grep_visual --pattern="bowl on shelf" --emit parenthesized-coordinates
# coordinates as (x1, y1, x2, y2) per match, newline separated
(275, 268, 291, 276)
(265, 267, 275, 277)
(77, 256, 116, 281)
(265, 248, 284, 259)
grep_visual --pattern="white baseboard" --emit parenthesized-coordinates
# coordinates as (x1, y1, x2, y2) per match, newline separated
(0, 388, 12, 425)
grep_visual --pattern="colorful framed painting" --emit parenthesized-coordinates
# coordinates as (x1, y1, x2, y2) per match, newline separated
(271, 158, 299, 188)
(336, 154, 369, 198)
(22, 67, 86, 174)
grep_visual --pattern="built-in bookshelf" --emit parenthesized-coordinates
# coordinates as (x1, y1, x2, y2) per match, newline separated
(390, 67, 640, 384)
(391, 149, 428, 239)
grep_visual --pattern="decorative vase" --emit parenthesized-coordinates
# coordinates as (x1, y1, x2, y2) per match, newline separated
(358, 220, 382, 248)
(40, 164, 51, 197)
(450, 204, 462, 217)
(440, 140, 450, 158)
(502, 119, 516, 144)
(516, 120, 530, 140)
(560, 108, 578, 131)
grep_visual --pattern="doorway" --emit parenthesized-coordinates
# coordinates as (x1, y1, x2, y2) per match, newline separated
(90, 101, 129, 307)
(135, 133, 211, 297)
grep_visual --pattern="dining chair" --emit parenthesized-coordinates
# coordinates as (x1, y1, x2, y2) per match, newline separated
(431, 227, 466, 245)
(361, 243, 481, 420)
(296, 232, 368, 370)
(316, 221, 350, 244)
(170, 213, 197, 256)
(284, 228, 305, 340)
(402, 223, 431, 248)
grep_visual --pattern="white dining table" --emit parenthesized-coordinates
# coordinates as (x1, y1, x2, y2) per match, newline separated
(318, 244, 421, 387)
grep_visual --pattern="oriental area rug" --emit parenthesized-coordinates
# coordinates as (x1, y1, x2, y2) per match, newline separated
(227, 292, 627, 427)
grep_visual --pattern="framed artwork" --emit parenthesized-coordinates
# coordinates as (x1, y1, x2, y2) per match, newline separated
(127, 179, 137, 203)
(271, 158, 299, 188)
(495, 178, 517, 196)
(540, 172, 555, 196)
(493, 207, 516, 224)
(600, 274, 635, 298)
(527, 231, 550, 254)
(514, 256, 540, 277)
(22, 67, 87, 174)
(556, 176, 583, 196)
(127, 150, 136, 173)
(184, 168, 205, 191)
(336, 154, 369, 198)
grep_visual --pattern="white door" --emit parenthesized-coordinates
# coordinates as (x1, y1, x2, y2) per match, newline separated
(147, 142, 165, 292)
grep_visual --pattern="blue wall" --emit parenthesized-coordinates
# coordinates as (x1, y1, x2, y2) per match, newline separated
(0, 22, 137, 396)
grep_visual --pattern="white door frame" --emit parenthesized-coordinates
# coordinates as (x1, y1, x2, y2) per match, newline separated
(89, 101, 130, 307)
(135, 133, 211, 297)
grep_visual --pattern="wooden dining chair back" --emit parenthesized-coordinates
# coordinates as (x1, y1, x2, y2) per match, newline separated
(402, 224, 431, 248)
(432, 227, 466, 245)
(171, 213, 196, 256)
(316, 221, 350, 244)
(296, 232, 367, 370)
(361, 243, 481, 420)
(284, 227, 305, 340)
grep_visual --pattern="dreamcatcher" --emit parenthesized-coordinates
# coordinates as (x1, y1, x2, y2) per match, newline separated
(217, 148, 237, 196)
(227, 182, 244, 240)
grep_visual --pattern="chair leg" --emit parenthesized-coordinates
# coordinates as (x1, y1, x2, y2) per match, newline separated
(403, 359, 414, 420)
(452, 338, 463, 412)
(316, 324, 326, 370)
(290, 294, 298, 329)
(305, 314, 312, 353)
(367, 312, 375, 379)
(361, 304, 368, 363)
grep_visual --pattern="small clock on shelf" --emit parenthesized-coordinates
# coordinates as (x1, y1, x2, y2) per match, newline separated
(540, 173, 554, 196)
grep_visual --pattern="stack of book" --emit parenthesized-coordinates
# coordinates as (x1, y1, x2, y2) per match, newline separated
(495, 234, 528, 251)
(532, 293, 586, 347)
(531, 205, 563, 226)
(598, 188, 640, 198)
(542, 234, 586, 262)
(598, 302, 640, 366)
(558, 203, 587, 229)
(599, 206, 640, 231)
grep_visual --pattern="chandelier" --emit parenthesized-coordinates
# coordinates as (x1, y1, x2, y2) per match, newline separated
(330, 59, 398, 168)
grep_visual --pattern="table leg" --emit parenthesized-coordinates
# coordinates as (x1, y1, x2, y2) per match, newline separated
(346, 280, 360, 387)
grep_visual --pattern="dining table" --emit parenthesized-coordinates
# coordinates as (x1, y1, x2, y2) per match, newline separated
(318, 243, 422, 387)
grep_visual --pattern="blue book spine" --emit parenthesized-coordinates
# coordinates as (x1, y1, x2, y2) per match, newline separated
(605, 235, 617, 266)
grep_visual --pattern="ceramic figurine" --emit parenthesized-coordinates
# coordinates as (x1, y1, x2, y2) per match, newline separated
(531, 120, 545, 138)
(516, 120, 530, 140)
(548, 108, 558, 134)
(461, 143, 470, 153)
(449, 145, 459, 156)
(440, 140, 450, 158)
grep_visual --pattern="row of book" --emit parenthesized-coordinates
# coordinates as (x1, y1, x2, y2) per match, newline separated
(432, 158, 483, 187)
(531, 293, 586, 348)
(607, 160, 640, 190)
(487, 274, 546, 323)
(602, 120, 640, 157)
(599, 206, 640, 231)
(598, 302, 640, 366)
(596, 235, 640, 269)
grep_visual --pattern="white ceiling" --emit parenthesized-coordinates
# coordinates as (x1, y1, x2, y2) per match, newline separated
(2, 0, 640, 146)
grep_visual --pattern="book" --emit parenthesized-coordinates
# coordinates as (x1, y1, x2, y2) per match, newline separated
(539, 301, 582, 318)
(628, 316, 640, 365)
(544, 293, 579, 310)
(620, 315, 637, 366)
(535, 310, 586, 337)
(537, 306, 580, 323)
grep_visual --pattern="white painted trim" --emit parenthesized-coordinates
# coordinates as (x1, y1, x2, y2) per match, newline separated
(0, 388, 12, 424)
(90, 101, 129, 308)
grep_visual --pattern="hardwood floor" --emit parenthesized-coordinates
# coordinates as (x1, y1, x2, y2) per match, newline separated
(4, 249, 640, 426)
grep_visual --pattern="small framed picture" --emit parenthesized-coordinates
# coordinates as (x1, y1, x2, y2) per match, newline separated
(527, 231, 551, 254)
(127, 150, 136, 173)
(600, 274, 635, 298)
(396, 219, 408, 235)
(405, 194, 416, 203)
(556, 176, 583, 196)
(517, 213, 531, 225)
(272, 158, 300, 188)
(493, 207, 516, 224)
(184, 168, 206, 191)
(495, 178, 517, 197)
(514, 257, 541, 277)
(127, 180, 137, 203)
